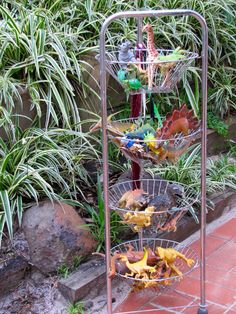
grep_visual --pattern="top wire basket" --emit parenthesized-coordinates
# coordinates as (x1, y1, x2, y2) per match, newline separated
(96, 48, 198, 94)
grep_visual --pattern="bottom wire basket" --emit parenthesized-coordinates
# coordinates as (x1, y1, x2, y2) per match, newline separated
(109, 179, 199, 232)
(111, 238, 198, 291)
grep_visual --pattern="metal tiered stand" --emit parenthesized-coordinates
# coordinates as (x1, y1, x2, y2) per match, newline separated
(98, 9, 208, 314)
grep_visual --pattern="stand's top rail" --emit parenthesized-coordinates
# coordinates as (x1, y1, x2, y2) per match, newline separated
(100, 9, 208, 36)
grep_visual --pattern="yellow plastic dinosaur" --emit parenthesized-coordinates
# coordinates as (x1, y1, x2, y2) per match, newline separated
(120, 247, 156, 279)
(121, 206, 155, 231)
(90, 112, 135, 136)
(156, 247, 194, 277)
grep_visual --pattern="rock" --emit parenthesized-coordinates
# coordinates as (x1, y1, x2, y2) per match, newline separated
(58, 257, 106, 303)
(30, 267, 46, 284)
(22, 201, 97, 274)
(0, 253, 28, 296)
(84, 300, 93, 311)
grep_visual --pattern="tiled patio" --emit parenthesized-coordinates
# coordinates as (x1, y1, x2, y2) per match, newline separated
(115, 217, 236, 313)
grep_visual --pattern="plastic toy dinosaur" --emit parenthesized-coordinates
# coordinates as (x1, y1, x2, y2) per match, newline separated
(159, 104, 199, 140)
(118, 189, 149, 211)
(90, 112, 136, 136)
(156, 247, 194, 277)
(157, 209, 184, 232)
(121, 206, 155, 231)
(126, 123, 155, 140)
(142, 23, 159, 90)
(155, 104, 199, 162)
(91, 105, 199, 164)
(156, 47, 185, 88)
(126, 61, 148, 86)
(146, 186, 180, 213)
(143, 132, 163, 154)
(94, 244, 194, 291)
(106, 244, 161, 278)
(120, 247, 156, 279)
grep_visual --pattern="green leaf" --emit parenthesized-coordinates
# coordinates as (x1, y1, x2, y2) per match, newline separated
(0, 190, 13, 241)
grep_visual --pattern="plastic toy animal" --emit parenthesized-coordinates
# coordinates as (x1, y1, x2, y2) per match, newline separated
(132, 261, 172, 290)
(156, 104, 200, 162)
(123, 244, 160, 265)
(120, 247, 156, 279)
(89, 113, 136, 136)
(93, 245, 160, 279)
(126, 61, 148, 86)
(91, 105, 199, 164)
(118, 40, 136, 66)
(142, 23, 159, 89)
(122, 206, 154, 231)
(147, 183, 183, 213)
(118, 189, 149, 211)
(143, 132, 163, 154)
(126, 123, 155, 140)
(156, 247, 194, 276)
(108, 244, 161, 278)
(157, 209, 184, 232)
(160, 104, 199, 140)
(156, 47, 185, 88)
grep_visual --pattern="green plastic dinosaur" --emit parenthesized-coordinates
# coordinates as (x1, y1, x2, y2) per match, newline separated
(126, 123, 155, 140)
(156, 47, 185, 63)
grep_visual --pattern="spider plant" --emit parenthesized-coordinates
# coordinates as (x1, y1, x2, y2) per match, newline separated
(2, 0, 236, 119)
(146, 145, 236, 194)
(79, 174, 128, 252)
(0, 4, 98, 128)
(208, 66, 236, 118)
(0, 125, 101, 245)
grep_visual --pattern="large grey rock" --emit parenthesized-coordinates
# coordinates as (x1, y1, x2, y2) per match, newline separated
(22, 201, 97, 274)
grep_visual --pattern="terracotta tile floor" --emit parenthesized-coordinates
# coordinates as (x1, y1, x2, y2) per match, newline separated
(114, 218, 236, 313)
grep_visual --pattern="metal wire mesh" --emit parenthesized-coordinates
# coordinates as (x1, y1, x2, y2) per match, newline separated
(111, 238, 199, 285)
(107, 117, 201, 164)
(96, 49, 198, 94)
(109, 179, 199, 231)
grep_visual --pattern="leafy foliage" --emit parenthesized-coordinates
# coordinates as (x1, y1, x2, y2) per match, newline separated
(207, 112, 229, 137)
(0, 126, 100, 244)
(57, 255, 84, 279)
(67, 302, 84, 314)
(0, 4, 97, 128)
(147, 145, 236, 194)
(80, 174, 128, 252)
(1, 0, 235, 123)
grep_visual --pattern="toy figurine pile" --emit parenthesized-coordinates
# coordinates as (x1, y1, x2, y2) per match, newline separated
(117, 183, 184, 232)
(108, 244, 194, 291)
(117, 23, 188, 92)
(90, 104, 200, 164)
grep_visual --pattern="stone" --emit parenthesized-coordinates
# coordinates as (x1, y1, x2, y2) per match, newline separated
(58, 257, 106, 303)
(0, 253, 28, 296)
(30, 267, 46, 284)
(22, 200, 97, 274)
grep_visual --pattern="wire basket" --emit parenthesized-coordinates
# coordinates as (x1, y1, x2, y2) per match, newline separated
(109, 179, 199, 232)
(108, 116, 201, 164)
(96, 49, 198, 94)
(111, 238, 198, 287)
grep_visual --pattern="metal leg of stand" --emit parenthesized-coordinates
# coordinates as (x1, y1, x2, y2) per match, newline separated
(197, 305, 208, 314)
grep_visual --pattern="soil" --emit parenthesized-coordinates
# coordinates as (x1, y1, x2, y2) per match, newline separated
(0, 274, 67, 314)
(1, 207, 236, 314)
(0, 272, 129, 314)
